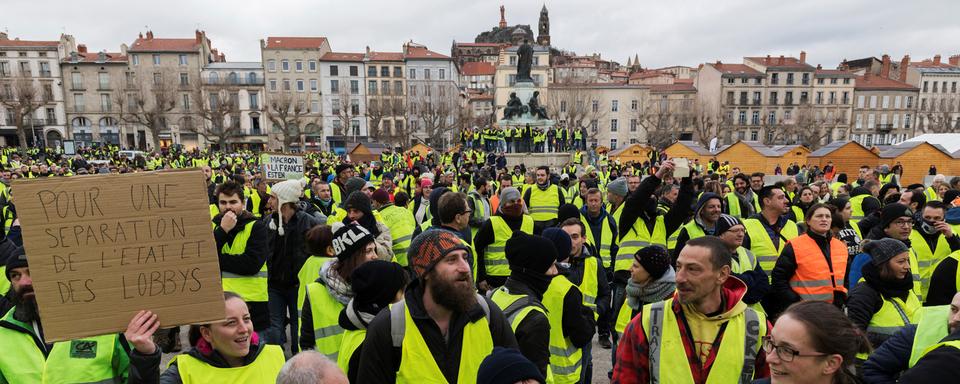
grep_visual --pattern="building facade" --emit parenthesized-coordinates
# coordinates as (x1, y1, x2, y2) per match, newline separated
(851, 73, 919, 147)
(547, 83, 648, 150)
(200, 62, 266, 150)
(319, 52, 367, 147)
(493, 44, 550, 121)
(364, 50, 407, 147)
(61, 45, 127, 148)
(905, 55, 960, 134)
(0, 32, 75, 147)
(260, 36, 330, 150)
(404, 42, 460, 147)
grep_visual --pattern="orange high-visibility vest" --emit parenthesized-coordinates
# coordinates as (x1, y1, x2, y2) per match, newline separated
(787, 234, 848, 303)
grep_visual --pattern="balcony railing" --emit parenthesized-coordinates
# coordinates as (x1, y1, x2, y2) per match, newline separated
(877, 123, 894, 132)
(202, 78, 266, 86)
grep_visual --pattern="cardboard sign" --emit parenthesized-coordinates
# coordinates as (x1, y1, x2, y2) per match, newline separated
(14, 170, 225, 342)
(261, 153, 304, 181)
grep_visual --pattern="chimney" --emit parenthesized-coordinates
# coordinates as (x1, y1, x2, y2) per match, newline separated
(0, 32, 7, 40)
(934, 54, 941, 65)
(195, 30, 203, 43)
(715, 60, 721, 65)
(816, 64, 822, 70)
(779, 55, 785, 65)
(800, 51, 807, 64)
(881, 54, 891, 78)
(366, 46, 370, 55)
(146, 31, 153, 40)
(950, 55, 960, 67)
(900, 55, 910, 80)
(138, 32, 143, 39)
(77, 44, 87, 53)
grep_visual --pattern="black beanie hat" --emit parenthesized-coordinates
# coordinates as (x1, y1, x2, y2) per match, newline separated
(557, 204, 580, 224)
(635, 245, 671, 280)
(506, 232, 557, 274)
(477, 347, 546, 384)
(350, 260, 408, 314)
(344, 191, 373, 216)
(4, 247, 26, 280)
(332, 223, 375, 261)
(714, 214, 742, 237)
(944, 189, 960, 206)
(335, 163, 352, 175)
(864, 238, 909, 266)
(541, 227, 572, 261)
(881, 203, 914, 230)
(861, 196, 882, 215)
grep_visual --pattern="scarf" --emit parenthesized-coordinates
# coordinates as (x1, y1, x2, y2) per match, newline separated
(344, 299, 377, 329)
(320, 261, 353, 305)
(861, 261, 913, 301)
(626, 267, 677, 310)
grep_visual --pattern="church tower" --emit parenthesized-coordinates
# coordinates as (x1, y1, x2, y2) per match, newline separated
(537, 5, 550, 46)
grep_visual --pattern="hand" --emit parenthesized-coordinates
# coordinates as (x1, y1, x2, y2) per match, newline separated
(656, 160, 676, 179)
(124, 310, 159, 355)
(934, 220, 953, 238)
(478, 280, 492, 293)
(220, 211, 237, 232)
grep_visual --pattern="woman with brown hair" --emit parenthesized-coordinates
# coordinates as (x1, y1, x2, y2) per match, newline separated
(756, 300, 870, 384)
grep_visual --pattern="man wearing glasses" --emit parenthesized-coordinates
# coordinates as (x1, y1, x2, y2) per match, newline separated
(612, 236, 771, 383)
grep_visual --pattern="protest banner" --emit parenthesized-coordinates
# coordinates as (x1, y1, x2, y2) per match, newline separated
(13, 170, 225, 342)
(261, 153, 304, 181)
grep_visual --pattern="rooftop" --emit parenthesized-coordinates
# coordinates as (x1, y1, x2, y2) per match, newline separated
(320, 52, 365, 62)
(263, 37, 328, 50)
(204, 62, 264, 70)
(745, 56, 815, 71)
(0, 38, 59, 48)
(403, 44, 450, 60)
(129, 36, 199, 53)
(710, 63, 764, 77)
(814, 69, 855, 78)
(367, 51, 404, 62)
(460, 61, 495, 76)
(649, 83, 697, 92)
(64, 51, 127, 63)
(854, 75, 918, 91)
(809, 141, 874, 157)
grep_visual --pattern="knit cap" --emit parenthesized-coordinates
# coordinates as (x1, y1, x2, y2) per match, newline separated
(477, 347, 545, 384)
(499, 187, 521, 208)
(344, 191, 373, 217)
(541, 227, 572, 261)
(505, 232, 557, 275)
(350, 260, 408, 314)
(4, 247, 26, 280)
(407, 229, 471, 278)
(271, 179, 304, 207)
(714, 214, 742, 237)
(607, 177, 629, 197)
(634, 245, 671, 280)
(864, 238, 909, 266)
(371, 188, 391, 205)
(344, 177, 367, 198)
(332, 223, 375, 261)
(335, 163, 352, 175)
(557, 204, 581, 224)
(881, 203, 914, 230)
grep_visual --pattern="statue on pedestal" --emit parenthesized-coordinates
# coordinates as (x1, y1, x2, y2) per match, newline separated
(503, 92, 525, 120)
(528, 91, 548, 119)
(516, 39, 533, 82)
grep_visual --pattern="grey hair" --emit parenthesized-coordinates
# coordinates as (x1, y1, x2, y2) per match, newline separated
(276, 350, 342, 384)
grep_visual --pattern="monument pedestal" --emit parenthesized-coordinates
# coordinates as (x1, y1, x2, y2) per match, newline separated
(496, 80, 556, 128)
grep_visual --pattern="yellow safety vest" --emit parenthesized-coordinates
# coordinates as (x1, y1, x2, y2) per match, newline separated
(865, 293, 921, 341)
(297, 256, 332, 317)
(581, 212, 615, 269)
(42, 334, 127, 384)
(490, 288, 547, 331)
(615, 216, 667, 272)
(220, 221, 268, 302)
(305, 281, 346, 360)
(528, 184, 561, 222)
(337, 329, 366, 378)
(641, 298, 766, 384)
(369, 173, 383, 188)
(924, 187, 940, 203)
(485, 215, 534, 276)
(392, 295, 493, 383)
(918, 339, 960, 363)
(580, 257, 600, 313)
(791, 205, 805, 223)
(742, 218, 798, 279)
(850, 194, 868, 222)
(543, 276, 583, 383)
(173, 344, 285, 384)
(908, 305, 951, 367)
(909, 230, 951, 299)
(725, 193, 743, 218)
(379, 205, 417, 266)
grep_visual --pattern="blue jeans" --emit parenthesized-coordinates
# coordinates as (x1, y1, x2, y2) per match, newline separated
(581, 340, 593, 384)
(267, 286, 299, 354)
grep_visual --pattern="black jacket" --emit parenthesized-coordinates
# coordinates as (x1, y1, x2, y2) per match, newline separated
(899, 331, 960, 383)
(617, 175, 693, 283)
(128, 339, 272, 384)
(356, 278, 518, 383)
(266, 210, 322, 289)
(497, 279, 551, 377)
(846, 262, 915, 349)
(558, 244, 611, 323)
(213, 212, 270, 280)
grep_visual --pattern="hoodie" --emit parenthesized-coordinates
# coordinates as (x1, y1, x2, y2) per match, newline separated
(682, 277, 751, 361)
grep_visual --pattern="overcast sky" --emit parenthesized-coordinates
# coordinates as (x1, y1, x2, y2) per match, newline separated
(4, 0, 959, 69)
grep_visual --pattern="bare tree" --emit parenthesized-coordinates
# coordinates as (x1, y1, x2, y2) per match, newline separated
(264, 91, 316, 151)
(788, 104, 831, 150)
(0, 76, 46, 151)
(409, 80, 463, 147)
(690, 99, 723, 148)
(921, 99, 959, 133)
(115, 69, 178, 150)
(332, 85, 359, 138)
(188, 76, 243, 151)
(545, 82, 607, 144)
(380, 98, 412, 147)
(637, 95, 680, 150)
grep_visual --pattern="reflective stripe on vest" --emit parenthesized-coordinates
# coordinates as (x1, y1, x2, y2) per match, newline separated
(743, 218, 798, 279)
(306, 282, 346, 360)
(220, 221, 268, 302)
(643, 299, 765, 384)
(42, 334, 123, 384)
(528, 184, 561, 221)
(544, 276, 583, 382)
(337, 329, 366, 378)
(909, 229, 951, 299)
(580, 257, 599, 312)
(909, 305, 951, 367)
(581, 212, 615, 269)
(849, 194, 868, 221)
(787, 234, 848, 303)
(175, 344, 285, 383)
(866, 293, 921, 337)
(732, 247, 758, 275)
(490, 289, 546, 331)
(614, 215, 666, 272)
(486, 215, 534, 276)
(392, 294, 492, 383)
(297, 256, 331, 317)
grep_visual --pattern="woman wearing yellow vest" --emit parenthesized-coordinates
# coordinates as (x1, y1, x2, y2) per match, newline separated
(770, 204, 849, 317)
(761, 300, 871, 384)
(847, 239, 921, 355)
(299, 223, 378, 357)
(297, 225, 335, 321)
(336, 260, 409, 382)
(126, 292, 285, 383)
(786, 186, 817, 224)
